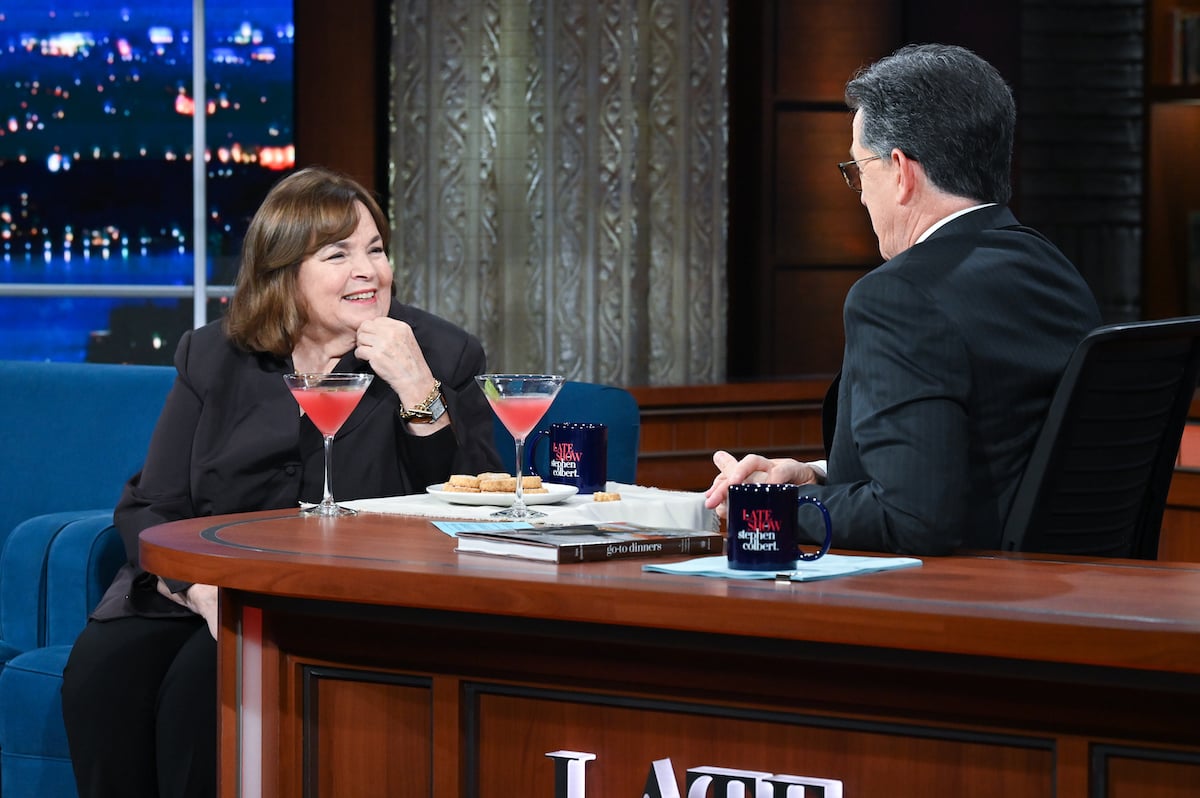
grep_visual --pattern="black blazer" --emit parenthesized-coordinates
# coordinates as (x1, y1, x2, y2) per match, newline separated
(92, 299, 502, 619)
(806, 206, 1101, 555)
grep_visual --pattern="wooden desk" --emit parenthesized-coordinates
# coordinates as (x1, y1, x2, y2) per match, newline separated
(141, 511, 1200, 798)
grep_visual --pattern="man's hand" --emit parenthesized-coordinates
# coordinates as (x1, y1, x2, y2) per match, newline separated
(704, 450, 818, 520)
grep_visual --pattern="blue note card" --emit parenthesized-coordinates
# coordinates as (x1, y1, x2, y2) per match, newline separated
(642, 554, 922, 582)
(433, 520, 534, 538)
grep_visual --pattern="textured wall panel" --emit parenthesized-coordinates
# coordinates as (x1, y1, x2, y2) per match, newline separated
(388, 0, 727, 385)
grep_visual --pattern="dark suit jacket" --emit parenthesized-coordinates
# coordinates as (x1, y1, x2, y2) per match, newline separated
(806, 206, 1101, 555)
(92, 299, 503, 619)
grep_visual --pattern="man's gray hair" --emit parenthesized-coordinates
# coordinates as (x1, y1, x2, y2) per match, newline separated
(845, 43, 1016, 205)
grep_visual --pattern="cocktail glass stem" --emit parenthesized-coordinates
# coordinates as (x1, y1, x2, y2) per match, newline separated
(310, 432, 351, 516)
(512, 436, 529, 516)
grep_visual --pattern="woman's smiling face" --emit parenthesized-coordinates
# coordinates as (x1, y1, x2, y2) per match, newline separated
(295, 200, 392, 352)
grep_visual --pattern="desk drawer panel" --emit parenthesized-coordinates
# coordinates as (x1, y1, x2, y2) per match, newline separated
(465, 684, 1053, 798)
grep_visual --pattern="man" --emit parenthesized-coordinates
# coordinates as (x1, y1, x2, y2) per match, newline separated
(705, 43, 1101, 555)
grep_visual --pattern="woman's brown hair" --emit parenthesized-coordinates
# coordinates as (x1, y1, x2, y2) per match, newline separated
(223, 166, 391, 355)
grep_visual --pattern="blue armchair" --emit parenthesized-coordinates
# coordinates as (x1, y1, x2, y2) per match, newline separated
(0, 360, 175, 798)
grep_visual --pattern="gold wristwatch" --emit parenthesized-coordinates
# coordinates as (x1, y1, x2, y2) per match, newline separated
(398, 380, 446, 424)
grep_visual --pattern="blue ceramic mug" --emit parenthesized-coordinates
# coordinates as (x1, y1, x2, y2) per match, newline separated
(726, 483, 833, 570)
(528, 422, 608, 494)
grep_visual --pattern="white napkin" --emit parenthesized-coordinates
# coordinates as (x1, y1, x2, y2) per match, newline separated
(342, 481, 717, 531)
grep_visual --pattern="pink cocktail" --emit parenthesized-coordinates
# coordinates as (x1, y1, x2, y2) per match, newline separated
(487, 395, 555, 440)
(289, 387, 366, 436)
(284, 372, 374, 516)
(475, 374, 564, 519)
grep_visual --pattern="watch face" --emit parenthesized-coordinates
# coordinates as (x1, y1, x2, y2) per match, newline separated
(428, 394, 447, 421)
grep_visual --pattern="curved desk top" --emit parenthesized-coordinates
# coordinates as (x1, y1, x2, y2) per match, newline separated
(140, 510, 1200, 678)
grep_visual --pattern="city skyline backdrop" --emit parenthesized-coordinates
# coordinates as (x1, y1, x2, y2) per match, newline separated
(0, 1, 295, 362)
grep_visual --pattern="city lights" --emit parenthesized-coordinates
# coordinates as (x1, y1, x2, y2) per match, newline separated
(0, 3, 295, 362)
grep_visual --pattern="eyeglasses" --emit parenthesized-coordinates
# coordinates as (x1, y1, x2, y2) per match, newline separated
(837, 155, 882, 192)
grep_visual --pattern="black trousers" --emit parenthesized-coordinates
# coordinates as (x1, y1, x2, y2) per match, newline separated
(61, 615, 216, 798)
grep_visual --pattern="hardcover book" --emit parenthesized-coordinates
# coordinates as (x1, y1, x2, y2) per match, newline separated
(454, 521, 723, 563)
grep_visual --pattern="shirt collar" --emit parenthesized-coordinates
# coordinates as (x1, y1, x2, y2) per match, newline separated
(915, 203, 996, 244)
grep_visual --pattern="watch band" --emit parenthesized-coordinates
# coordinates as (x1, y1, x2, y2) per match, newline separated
(399, 380, 446, 423)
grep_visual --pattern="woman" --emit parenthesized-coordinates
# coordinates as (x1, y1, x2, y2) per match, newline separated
(61, 166, 502, 798)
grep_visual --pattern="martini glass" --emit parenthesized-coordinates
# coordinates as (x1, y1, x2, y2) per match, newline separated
(284, 372, 374, 516)
(475, 373, 565, 519)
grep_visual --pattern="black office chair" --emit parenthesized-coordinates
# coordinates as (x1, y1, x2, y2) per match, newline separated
(1000, 316, 1200, 559)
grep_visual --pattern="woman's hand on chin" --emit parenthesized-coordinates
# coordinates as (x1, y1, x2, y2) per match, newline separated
(354, 316, 438, 408)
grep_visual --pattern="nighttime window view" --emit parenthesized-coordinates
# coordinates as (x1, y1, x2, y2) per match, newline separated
(0, 1, 294, 363)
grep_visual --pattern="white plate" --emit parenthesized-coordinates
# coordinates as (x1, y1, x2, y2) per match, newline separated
(426, 481, 579, 506)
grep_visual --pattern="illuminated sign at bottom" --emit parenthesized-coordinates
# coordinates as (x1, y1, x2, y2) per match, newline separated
(546, 751, 843, 798)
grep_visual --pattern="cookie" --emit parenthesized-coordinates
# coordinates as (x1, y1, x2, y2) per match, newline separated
(442, 483, 481, 493)
(479, 476, 517, 492)
(447, 474, 481, 488)
(592, 491, 621, 502)
(479, 475, 543, 492)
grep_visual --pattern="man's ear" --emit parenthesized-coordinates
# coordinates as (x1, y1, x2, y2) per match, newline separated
(892, 149, 921, 205)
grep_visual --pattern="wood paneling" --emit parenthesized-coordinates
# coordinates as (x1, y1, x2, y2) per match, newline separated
(474, 691, 1053, 797)
(775, 1, 902, 102)
(1144, 103, 1200, 317)
(1101, 749, 1200, 797)
(729, 0, 899, 379)
(308, 673, 431, 797)
(630, 380, 828, 491)
(1163, 468, 1200, 561)
(1144, 0, 1200, 318)
(293, 0, 383, 192)
(773, 112, 878, 265)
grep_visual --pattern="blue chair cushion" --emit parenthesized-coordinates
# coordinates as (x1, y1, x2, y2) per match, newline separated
(493, 380, 641, 483)
(0, 645, 77, 798)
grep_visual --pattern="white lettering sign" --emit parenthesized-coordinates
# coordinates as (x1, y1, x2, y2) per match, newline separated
(545, 753, 843, 798)
(546, 750, 597, 798)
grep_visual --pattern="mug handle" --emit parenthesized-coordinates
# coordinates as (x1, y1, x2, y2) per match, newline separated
(526, 428, 550, 479)
(796, 495, 833, 561)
